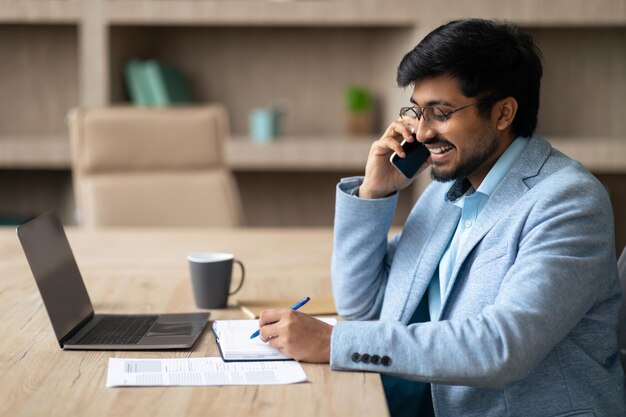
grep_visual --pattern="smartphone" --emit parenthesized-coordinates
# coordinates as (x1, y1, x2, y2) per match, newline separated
(389, 134, 430, 178)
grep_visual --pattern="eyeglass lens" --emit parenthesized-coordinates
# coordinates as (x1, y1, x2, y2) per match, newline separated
(400, 107, 449, 133)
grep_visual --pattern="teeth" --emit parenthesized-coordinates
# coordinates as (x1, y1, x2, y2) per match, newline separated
(430, 145, 453, 154)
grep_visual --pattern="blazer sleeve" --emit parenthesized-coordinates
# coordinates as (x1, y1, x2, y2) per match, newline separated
(331, 176, 400, 321)
(330, 169, 620, 389)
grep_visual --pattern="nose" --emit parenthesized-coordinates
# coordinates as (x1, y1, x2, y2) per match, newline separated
(413, 118, 437, 143)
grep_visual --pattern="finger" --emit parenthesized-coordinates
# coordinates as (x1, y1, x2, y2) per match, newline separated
(391, 120, 414, 142)
(371, 128, 407, 155)
(267, 335, 285, 352)
(382, 123, 406, 143)
(259, 308, 288, 326)
(379, 136, 406, 158)
(259, 322, 279, 343)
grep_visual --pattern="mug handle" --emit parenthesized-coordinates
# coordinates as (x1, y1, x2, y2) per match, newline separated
(229, 259, 245, 295)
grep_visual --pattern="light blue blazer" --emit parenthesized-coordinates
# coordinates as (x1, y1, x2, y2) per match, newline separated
(330, 135, 625, 417)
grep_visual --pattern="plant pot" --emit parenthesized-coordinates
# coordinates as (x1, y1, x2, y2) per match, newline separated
(346, 111, 374, 137)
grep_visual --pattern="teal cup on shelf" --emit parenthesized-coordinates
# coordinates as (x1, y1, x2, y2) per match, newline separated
(249, 108, 281, 143)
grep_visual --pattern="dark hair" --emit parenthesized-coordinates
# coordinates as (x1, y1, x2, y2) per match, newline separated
(397, 19, 543, 138)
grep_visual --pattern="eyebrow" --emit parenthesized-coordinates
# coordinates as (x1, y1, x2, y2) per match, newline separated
(409, 98, 455, 107)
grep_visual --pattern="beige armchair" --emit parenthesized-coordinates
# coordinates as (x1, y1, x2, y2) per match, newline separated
(68, 105, 243, 227)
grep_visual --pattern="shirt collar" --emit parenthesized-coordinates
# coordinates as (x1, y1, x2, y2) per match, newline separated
(446, 136, 529, 203)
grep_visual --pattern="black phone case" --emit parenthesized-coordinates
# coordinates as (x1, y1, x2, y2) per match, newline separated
(391, 136, 430, 178)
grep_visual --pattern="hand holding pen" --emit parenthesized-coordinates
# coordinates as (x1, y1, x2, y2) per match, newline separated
(250, 296, 310, 339)
(254, 296, 333, 363)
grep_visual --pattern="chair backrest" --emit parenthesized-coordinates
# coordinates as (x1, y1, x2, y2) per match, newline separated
(68, 105, 243, 227)
(618, 247, 626, 372)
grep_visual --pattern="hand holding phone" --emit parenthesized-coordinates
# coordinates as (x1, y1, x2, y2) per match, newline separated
(389, 134, 430, 178)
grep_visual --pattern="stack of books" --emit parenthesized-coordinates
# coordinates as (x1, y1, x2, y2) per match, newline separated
(124, 59, 192, 106)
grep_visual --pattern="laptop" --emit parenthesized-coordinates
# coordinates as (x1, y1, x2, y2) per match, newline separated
(17, 212, 209, 350)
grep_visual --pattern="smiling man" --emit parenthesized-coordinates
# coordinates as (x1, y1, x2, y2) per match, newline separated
(257, 19, 625, 417)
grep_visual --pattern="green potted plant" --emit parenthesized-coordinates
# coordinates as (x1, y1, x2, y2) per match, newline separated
(345, 85, 375, 137)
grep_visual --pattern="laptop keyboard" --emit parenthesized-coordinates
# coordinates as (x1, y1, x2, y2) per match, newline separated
(76, 315, 159, 345)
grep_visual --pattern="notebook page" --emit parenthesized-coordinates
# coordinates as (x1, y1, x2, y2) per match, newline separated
(212, 317, 337, 361)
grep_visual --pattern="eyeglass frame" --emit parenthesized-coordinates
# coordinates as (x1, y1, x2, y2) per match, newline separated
(399, 100, 489, 132)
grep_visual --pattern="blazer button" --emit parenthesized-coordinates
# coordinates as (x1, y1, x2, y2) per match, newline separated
(361, 354, 371, 364)
(351, 353, 361, 363)
(371, 355, 381, 365)
(381, 356, 392, 366)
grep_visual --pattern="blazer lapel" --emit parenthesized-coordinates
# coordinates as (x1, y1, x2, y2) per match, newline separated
(399, 203, 461, 322)
(438, 135, 552, 317)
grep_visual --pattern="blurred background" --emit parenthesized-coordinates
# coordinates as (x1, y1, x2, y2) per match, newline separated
(0, 0, 624, 250)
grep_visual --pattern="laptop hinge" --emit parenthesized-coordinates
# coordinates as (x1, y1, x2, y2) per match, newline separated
(59, 312, 95, 348)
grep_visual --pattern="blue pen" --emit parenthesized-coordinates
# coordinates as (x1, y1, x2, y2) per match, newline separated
(249, 296, 311, 339)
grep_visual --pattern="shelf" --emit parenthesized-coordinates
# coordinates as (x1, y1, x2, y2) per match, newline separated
(227, 135, 374, 171)
(0, 136, 70, 169)
(104, 0, 416, 27)
(0, 134, 372, 171)
(0, 1, 81, 23)
(227, 135, 626, 174)
(549, 137, 626, 174)
(4, 0, 624, 28)
(2, 135, 624, 174)
(423, 0, 626, 28)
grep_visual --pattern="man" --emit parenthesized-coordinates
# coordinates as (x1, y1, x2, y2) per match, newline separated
(258, 19, 625, 416)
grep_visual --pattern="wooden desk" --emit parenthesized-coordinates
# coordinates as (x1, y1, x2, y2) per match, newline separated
(0, 227, 389, 417)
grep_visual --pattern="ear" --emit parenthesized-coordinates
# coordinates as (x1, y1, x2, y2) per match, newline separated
(493, 97, 518, 131)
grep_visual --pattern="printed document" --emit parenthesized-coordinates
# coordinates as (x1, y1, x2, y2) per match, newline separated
(213, 317, 337, 361)
(106, 357, 307, 387)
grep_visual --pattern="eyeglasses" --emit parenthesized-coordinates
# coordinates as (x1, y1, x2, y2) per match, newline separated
(399, 101, 482, 133)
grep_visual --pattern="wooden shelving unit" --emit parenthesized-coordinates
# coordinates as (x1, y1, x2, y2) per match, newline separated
(0, 0, 625, 237)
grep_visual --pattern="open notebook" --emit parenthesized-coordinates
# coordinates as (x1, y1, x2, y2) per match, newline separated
(212, 317, 337, 362)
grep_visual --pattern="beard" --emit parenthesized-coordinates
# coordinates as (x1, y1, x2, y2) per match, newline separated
(428, 130, 500, 183)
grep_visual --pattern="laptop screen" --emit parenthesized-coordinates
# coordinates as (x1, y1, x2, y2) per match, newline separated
(17, 212, 94, 345)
